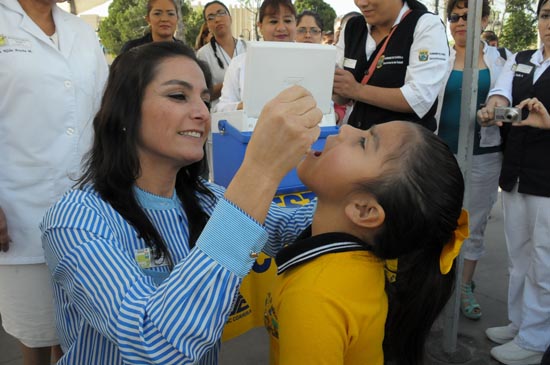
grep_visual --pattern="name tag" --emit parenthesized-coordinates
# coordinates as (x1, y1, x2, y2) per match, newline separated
(0, 35, 31, 49)
(515, 63, 533, 74)
(343, 58, 357, 69)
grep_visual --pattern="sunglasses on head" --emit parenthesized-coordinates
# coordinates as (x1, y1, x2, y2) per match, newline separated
(448, 13, 468, 23)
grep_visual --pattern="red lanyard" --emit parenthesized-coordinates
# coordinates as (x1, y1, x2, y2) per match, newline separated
(360, 9, 412, 85)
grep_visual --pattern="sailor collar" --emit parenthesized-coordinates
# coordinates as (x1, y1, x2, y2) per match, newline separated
(275, 226, 372, 274)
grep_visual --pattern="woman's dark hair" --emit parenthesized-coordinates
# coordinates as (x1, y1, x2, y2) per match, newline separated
(195, 22, 211, 50)
(258, 0, 296, 23)
(481, 30, 498, 43)
(446, 0, 491, 19)
(296, 10, 324, 31)
(537, 0, 550, 15)
(405, 0, 428, 11)
(78, 42, 214, 267)
(356, 122, 464, 365)
(202, 0, 230, 21)
(202, 1, 233, 69)
(146, 0, 178, 17)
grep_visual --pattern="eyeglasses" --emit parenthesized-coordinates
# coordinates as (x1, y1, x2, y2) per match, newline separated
(206, 10, 228, 21)
(448, 13, 468, 23)
(297, 27, 322, 35)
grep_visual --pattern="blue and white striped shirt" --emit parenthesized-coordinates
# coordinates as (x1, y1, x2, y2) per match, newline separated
(41, 182, 314, 364)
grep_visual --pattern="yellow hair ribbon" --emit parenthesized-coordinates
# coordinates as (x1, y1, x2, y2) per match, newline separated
(385, 258, 398, 283)
(439, 209, 470, 275)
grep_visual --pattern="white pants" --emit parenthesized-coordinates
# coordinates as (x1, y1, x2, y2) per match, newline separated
(0, 264, 59, 347)
(463, 152, 502, 261)
(503, 185, 550, 351)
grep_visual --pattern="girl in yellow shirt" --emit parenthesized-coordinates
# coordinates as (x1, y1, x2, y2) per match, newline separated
(265, 121, 468, 365)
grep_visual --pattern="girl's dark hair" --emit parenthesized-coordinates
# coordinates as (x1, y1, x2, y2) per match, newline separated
(537, 0, 550, 15)
(258, 0, 296, 23)
(446, 0, 491, 19)
(147, 0, 178, 16)
(296, 10, 324, 30)
(357, 122, 464, 365)
(202, 1, 233, 69)
(78, 42, 214, 267)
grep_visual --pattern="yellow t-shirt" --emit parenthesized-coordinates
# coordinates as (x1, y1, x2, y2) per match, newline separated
(265, 250, 387, 365)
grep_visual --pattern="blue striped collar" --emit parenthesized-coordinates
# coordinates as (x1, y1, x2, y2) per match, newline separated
(134, 186, 180, 210)
(275, 226, 371, 274)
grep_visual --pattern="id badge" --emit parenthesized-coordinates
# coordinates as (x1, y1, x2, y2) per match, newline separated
(135, 248, 168, 269)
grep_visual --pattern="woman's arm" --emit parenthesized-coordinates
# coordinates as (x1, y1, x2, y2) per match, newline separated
(333, 14, 449, 117)
(213, 54, 245, 112)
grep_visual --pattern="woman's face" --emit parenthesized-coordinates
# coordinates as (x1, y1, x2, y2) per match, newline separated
(138, 56, 211, 172)
(449, 3, 489, 47)
(538, 0, 550, 51)
(297, 122, 409, 201)
(354, 0, 403, 28)
(146, 0, 178, 40)
(295, 15, 323, 44)
(258, 5, 296, 42)
(205, 3, 232, 38)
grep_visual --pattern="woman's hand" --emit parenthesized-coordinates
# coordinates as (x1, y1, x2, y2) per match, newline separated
(515, 97, 550, 129)
(0, 206, 11, 252)
(333, 68, 360, 101)
(477, 95, 510, 127)
(225, 85, 322, 223)
(245, 85, 322, 182)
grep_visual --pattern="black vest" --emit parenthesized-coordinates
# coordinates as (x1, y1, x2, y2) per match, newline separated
(500, 50, 550, 197)
(343, 11, 439, 131)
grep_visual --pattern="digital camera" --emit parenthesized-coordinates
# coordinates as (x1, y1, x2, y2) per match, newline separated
(494, 106, 522, 123)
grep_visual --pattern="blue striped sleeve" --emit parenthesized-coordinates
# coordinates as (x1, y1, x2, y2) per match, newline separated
(41, 190, 265, 364)
(196, 198, 269, 278)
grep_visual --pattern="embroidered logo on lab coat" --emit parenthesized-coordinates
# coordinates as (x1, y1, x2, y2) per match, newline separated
(419, 49, 429, 62)
(377, 55, 385, 69)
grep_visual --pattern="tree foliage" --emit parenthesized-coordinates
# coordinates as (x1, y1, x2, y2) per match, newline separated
(98, 0, 200, 55)
(294, 0, 336, 31)
(500, 0, 537, 52)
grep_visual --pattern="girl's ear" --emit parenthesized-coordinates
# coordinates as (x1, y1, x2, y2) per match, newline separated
(344, 196, 385, 229)
(145, 15, 151, 26)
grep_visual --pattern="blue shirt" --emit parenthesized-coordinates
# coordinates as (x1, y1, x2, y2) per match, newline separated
(41, 181, 314, 364)
(439, 68, 500, 155)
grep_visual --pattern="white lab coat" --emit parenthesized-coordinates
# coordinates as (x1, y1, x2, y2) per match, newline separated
(0, 0, 108, 264)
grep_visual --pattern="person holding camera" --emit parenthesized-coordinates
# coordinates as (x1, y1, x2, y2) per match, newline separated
(436, 0, 509, 322)
(477, 0, 550, 363)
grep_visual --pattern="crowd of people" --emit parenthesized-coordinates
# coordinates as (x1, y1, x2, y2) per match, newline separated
(1, 0, 549, 364)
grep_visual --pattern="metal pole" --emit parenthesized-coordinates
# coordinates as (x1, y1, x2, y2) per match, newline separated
(441, 0, 483, 355)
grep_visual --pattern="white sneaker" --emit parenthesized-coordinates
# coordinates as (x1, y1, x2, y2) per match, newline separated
(486, 324, 518, 344)
(490, 341, 544, 365)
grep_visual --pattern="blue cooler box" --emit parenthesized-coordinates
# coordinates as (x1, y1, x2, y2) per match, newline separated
(213, 120, 339, 194)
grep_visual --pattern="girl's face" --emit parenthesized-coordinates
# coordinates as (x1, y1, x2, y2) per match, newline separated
(146, 0, 178, 40)
(538, 0, 550, 52)
(258, 5, 296, 42)
(205, 3, 232, 38)
(354, 0, 403, 28)
(295, 15, 323, 44)
(138, 56, 211, 172)
(449, 3, 488, 47)
(297, 123, 409, 202)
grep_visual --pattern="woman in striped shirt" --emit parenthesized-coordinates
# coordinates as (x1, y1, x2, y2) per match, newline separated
(40, 42, 321, 365)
